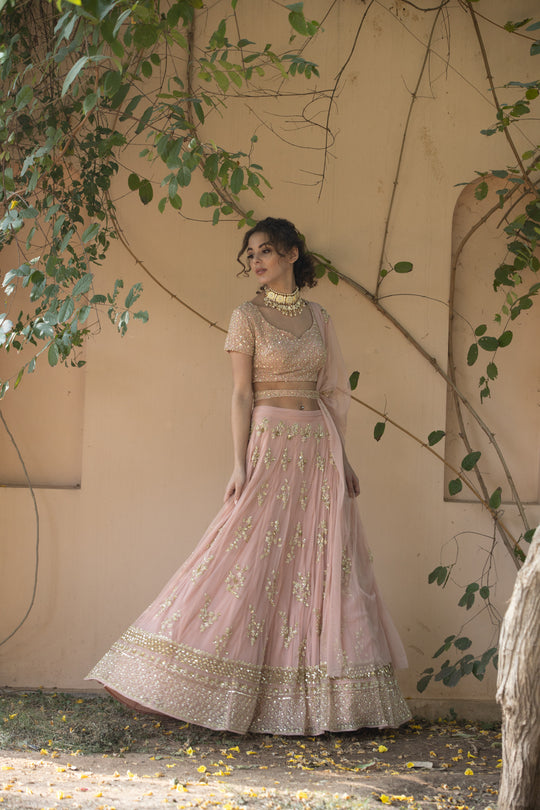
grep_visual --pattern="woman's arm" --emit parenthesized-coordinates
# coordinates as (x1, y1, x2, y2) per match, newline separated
(223, 351, 253, 503)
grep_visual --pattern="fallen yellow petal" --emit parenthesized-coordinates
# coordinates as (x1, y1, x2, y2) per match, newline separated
(378, 745, 388, 753)
(464, 767, 474, 775)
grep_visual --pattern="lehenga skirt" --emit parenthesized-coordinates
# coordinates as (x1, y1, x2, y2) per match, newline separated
(87, 405, 411, 735)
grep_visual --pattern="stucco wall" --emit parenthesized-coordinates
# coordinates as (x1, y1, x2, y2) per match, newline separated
(1, 0, 539, 716)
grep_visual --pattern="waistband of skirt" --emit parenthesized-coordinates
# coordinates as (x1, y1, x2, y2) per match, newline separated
(253, 389, 320, 402)
(252, 404, 324, 423)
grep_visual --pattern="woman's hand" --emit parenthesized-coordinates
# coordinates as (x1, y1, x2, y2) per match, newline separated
(343, 456, 360, 498)
(224, 465, 247, 503)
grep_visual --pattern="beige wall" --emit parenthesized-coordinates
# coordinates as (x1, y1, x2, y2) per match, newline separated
(1, 0, 539, 714)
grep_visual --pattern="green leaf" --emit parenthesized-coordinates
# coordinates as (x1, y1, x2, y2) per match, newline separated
(416, 673, 433, 693)
(82, 223, 100, 243)
(14, 367, 24, 390)
(230, 167, 244, 194)
(133, 23, 159, 50)
(478, 335, 499, 351)
(461, 451, 481, 471)
(474, 323, 487, 336)
(72, 273, 93, 297)
(475, 181, 488, 200)
(373, 421, 386, 442)
(83, 92, 98, 114)
(454, 637, 472, 651)
(192, 99, 205, 124)
(48, 342, 59, 367)
(498, 330, 513, 347)
(530, 42, 540, 57)
(349, 371, 359, 391)
(128, 173, 140, 191)
(428, 430, 445, 446)
(15, 85, 34, 110)
(489, 486, 502, 509)
(141, 60, 152, 79)
(479, 586, 490, 599)
(467, 343, 478, 366)
(448, 478, 463, 496)
(58, 297, 74, 322)
(487, 362, 498, 380)
(394, 261, 413, 273)
(138, 179, 154, 205)
(90, 294, 107, 304)
(523, 529, 535, 543)
(328, 270, 339, 285)
(62, 55, 90, 96)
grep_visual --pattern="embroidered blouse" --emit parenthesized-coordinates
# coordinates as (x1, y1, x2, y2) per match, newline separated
(224, 301, 326, 383)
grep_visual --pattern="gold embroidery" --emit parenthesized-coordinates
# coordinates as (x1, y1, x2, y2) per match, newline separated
(292, 572, 311, 607)
(199, 595, 219, 631)
(213, 626, 232, 656)
(316, 520, 328, 562)
(251, 446, 260, 467)
(316, 452, 325, 472)
(279, 611, 298, 649)
(255, 417, 269, 435)
(298, 638, 307, 666)
(272, 421, 285, 438)
(313, 607, 322, 635)
(299, 481, 308, 511)
(313, 425, 325, 443)
(277, 479, 290, 509)
(191, 554, 214, 583)
(280, 448, 292, 471)
(330, 452, 337, 467)
(154, 585, 181, 617)
(257, 483, 269, 506)
(342, 549, 352, 580)
(321, 306, 330, 323)
(225, 563, 249, 598)
(247, 605, 264, 646)
(321, 479, 330, 510)
(286, 522, 305, 564)
(262, 520, 282, 557)
(265, 569, 278, 606)
(160, 609, 182, 634)
(301, 424, 312, 441)
(297, 451, 306, 474)
(227, 516, 253, 551)
(287, 423, 299, 440)
(263, 448, 275, 469)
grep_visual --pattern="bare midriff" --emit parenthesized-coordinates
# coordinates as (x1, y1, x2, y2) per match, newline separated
(253, 381, 320, 411)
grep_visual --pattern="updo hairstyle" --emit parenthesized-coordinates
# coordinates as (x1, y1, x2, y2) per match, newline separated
(237, 217, 317, 289)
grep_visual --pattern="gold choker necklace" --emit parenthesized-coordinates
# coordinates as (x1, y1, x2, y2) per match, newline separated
(263, 286, 305, 317)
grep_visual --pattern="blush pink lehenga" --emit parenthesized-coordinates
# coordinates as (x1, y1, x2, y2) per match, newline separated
(86, 301, 411, 735)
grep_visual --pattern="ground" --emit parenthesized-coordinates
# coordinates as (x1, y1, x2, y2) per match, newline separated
(0, 693, 501, 810)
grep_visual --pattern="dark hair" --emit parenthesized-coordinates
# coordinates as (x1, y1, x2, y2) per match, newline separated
(236, 217, 317, 289)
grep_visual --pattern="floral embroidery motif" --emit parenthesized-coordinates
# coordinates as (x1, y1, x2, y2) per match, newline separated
(191, 553, 214, 583)
(247, 605, 265, 646)
(313, 607, 322, 635)
(255, 417, 269, 435)
(225, 563, 249, 598)
(257, 483, 269, 506)
(287, 423, 299, 440)
(342, 549, 352, 580)
(297, 451, 306, 474)
(316, 520, 328, 562)
(199, 595, 219, 631)
(298, 638, 307, 666)
(280, 448, 292, 471)
(321, 479, 330, 510)
(263, 448, 275, 469)
(159, 609, 182, 634)
(213, 626, 232, 656)
(301, 424, 312, 441)
(265, 569, 278, 606)
(262, 520, 282, 557)
(154, 585, 181, 617)
(299, 481, 308, 511)
(286, 522, 305, 564)
(316, 452, 325, 472)
(279, 611, 298, 649)
(313, 425, 326, 443)
(227, 516, 253, 552)
(272, 421, 285, 438)
(292, 571, 311, 606)
(251, 446, 260, 467)
(277, 479, 290, 509)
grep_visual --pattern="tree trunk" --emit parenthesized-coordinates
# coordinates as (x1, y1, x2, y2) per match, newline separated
(496, 525, 540, 810)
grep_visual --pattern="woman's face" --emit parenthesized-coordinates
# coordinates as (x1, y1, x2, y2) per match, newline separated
(246, 232, 298, 291)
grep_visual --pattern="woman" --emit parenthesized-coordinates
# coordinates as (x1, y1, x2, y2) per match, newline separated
(87, 217, 411, 735)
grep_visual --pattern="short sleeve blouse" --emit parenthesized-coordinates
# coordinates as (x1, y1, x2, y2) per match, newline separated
(223, 304, 255, 356)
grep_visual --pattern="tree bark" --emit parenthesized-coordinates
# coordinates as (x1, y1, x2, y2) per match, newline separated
(496, 526, 540, 810)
